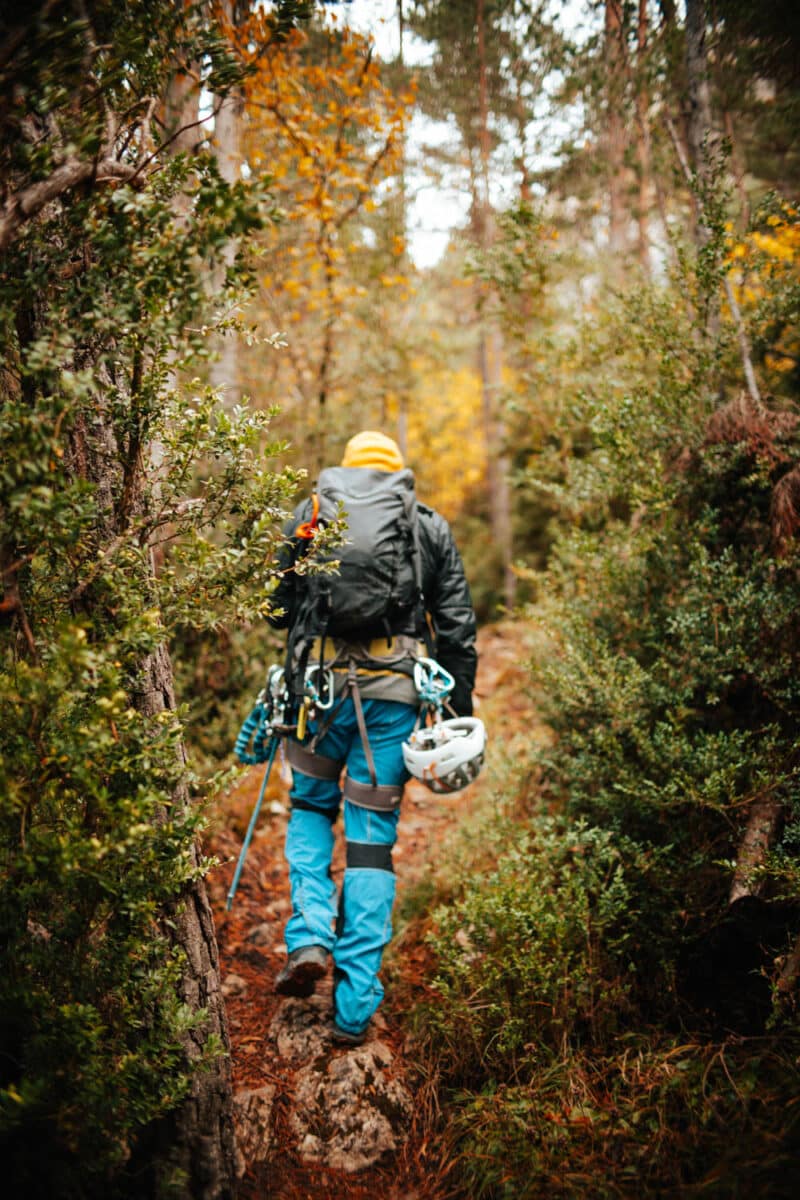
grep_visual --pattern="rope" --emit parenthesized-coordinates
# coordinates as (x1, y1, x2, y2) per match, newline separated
(234, 701, 273, 764)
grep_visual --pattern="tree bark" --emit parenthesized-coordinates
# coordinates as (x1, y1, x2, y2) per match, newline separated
(729, 794, 784, 906)
(73, 355, 238, 1197)
(209, 0, 246, 407)
(604, 1, 627, 263)
(134, 642, 237, 1199)
(635, 0, 652, 275)
(476, 0, 514, 610)
(684, 0, 717, 247)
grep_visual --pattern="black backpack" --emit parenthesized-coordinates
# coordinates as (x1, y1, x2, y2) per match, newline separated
(296, 465, 424, 642)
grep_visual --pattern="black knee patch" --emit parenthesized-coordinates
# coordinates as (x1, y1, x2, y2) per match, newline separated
(345, 840, 394, 873)
(290, 797, 338, 822)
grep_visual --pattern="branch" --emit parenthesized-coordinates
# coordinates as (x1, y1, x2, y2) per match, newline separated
(723, 276, 761, 405)
(729, 794, 784, 905)
(134, 105, 219, 179)
(664, 112, 693, 188)
(334, 137, 394, 230)
(0, 545, 38, 662)
(0, 158, 137, 252)
(68, 498, 205, 603)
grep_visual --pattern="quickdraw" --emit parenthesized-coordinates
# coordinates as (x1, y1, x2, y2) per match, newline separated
(413, 656, 455, 713)
(228, 665, 290, 910)
(228, 660, 337, 908)
(233, 665, 289, 763)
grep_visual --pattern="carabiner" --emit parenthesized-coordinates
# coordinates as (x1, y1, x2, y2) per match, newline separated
(304, 664, 335, 710)
(413, 657, 455, 708)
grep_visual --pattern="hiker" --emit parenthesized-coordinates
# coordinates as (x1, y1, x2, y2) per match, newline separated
(268, 430, 478, 1045)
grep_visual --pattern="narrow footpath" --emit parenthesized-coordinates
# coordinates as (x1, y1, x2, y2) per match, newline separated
(207, 625, 532, 1198)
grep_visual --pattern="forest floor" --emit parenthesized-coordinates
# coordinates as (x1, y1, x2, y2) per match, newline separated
(206, 623, 537, 1199)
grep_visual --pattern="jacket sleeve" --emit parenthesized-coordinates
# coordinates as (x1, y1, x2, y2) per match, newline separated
(419, 508, 477, 717)
(267, 500, 311, 631)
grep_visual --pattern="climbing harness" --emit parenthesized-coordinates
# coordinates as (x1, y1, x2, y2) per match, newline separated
(229, 644, 481, 901)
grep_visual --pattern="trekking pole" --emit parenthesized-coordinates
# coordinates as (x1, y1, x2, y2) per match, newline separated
(226, 734, 280, 912)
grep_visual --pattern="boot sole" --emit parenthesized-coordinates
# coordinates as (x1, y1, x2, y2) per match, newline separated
(274, 957, 328, 998)
(331, 1023, 367, 1046)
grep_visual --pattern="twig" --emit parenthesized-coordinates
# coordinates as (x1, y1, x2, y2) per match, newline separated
(723, 275, 761, 405)
(664, 112, 693, 188)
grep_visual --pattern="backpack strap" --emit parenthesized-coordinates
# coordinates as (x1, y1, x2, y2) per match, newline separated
(410, 501, 434, 655)
(347, 658, 378, 788)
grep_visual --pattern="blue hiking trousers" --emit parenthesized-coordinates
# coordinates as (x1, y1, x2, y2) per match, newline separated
(284, 695, 418, 1036)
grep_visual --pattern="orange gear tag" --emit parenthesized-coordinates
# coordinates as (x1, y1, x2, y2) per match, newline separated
(296, 492, 320, 540)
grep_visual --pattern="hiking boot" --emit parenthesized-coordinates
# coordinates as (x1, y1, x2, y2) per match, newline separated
(274, 945, 329, 998)
(331, 1019, 369, 1047)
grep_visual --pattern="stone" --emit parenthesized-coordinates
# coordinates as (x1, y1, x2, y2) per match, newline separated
(269, 991, 334, 1062)
(233, 1084, 275, 1178)
(221, 972, 248, 998)
(245, 922, 273, 946)
(291, 1041, 413, 1172)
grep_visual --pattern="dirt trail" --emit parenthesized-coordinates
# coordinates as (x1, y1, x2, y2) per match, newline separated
(206, 625, 531, 1198)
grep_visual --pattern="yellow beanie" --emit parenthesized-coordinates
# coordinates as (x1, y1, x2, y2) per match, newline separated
(341, 430, 404, 473)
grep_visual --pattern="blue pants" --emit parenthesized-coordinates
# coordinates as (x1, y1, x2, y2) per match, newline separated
(284, 695, 418, 1035)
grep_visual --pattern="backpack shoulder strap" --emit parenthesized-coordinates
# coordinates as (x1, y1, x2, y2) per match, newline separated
(410, 498, 434, 654)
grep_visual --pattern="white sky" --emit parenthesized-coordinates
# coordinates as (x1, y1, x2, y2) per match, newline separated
(335, 0, 592, 267)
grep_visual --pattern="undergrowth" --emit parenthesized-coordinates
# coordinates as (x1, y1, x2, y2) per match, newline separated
(399, 198, 800, 1197)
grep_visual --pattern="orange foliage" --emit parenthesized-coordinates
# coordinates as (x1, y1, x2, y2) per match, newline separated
(405, 366, 486, 521)
(238, 14, 415, 447)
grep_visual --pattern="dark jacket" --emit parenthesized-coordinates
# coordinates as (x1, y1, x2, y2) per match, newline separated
(269, 493, 478, 716)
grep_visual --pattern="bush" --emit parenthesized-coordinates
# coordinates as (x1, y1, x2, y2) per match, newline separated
(410, 196, 800, 1196)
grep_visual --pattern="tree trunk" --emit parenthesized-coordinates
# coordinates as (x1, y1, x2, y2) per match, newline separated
(635, 0, 652, 275)
(476, 0, 514, 610)
(722, 106, 751, 229)
(729, 795, 784, 907)
(605, 0, 627, 263)
(163, 69, 201, 158)
(77, 357, 238, 1196)
(134, 642, 237, 1199)
(684, 0, 717, 247)
(396, 0, 409, 461)
(209, 0, 246, 407)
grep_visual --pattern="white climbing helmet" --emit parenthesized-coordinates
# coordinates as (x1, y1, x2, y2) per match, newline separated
(402, 717, 486, 794)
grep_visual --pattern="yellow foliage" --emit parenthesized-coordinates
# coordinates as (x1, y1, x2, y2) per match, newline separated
(406, 367, 486, 521)
(725, 202, 800, 379)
